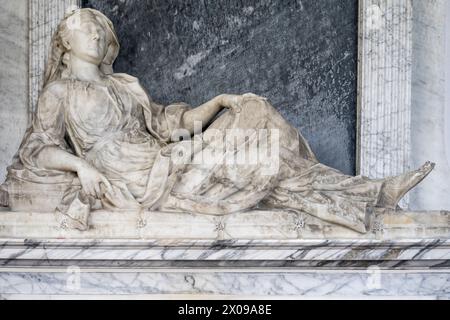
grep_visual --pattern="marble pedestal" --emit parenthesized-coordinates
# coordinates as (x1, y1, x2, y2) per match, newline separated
(0, 209, 449, 299)
(0, 239, 449, 299)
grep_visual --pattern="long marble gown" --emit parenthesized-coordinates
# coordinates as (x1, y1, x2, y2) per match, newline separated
(6, 73, 384, 233)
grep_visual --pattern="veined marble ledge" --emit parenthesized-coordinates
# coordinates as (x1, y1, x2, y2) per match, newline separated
(1, 238, 449, 269)
(0, 208, 449, 269)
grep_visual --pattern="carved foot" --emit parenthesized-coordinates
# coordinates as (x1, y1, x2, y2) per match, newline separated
(377, 161, 435, 209)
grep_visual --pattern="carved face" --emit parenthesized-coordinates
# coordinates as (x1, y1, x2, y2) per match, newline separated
(64, 16, 109, 66)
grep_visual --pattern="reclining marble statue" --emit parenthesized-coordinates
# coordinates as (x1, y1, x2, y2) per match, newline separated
(0, 8, 438, 234)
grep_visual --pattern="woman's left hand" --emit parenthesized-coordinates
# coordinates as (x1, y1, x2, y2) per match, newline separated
(219, 94, 244, 113)
(219, 93, 265, 113)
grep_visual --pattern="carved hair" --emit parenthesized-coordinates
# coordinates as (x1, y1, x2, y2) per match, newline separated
(44, 8, 120, 86)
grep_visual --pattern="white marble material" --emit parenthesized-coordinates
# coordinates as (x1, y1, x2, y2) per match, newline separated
(446, 0, 450, 185)
(6, 7, 437, 236)
(409, 0, 450, 210)
(358, 0, 413, 209)
(1, 269, 449, 299)
(359, 0, 450, 211)
(0, 0, 29, 184)
(1, 239, 449, 268)
(29, 0, 81, 118)
(1, 0, 81, 184)
(0, 209, 449, 240)
(0, 0, 448, 300)
(1, 238, 449, 298)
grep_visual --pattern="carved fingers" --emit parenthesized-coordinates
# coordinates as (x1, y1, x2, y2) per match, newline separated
(222, 93, 267, 114)
(77, 164, 112, 199)
(222, 94, 243, 113)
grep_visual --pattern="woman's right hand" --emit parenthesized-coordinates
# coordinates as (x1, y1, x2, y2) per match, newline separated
(76, 163, 112, 199)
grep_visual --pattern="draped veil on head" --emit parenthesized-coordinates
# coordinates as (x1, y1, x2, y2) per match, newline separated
(44, 8, 120, 87)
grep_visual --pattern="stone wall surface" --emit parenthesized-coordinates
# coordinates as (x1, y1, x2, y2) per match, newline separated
(409, 0, 450, 210)
(0, 0, 28, 183)
(29, 0, 82, 117)
(83, 0, 359, 175)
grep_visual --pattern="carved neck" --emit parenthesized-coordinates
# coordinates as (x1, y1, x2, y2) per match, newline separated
(68, 54, 104, 83)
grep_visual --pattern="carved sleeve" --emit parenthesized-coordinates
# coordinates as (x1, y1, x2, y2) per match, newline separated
(110, 73, 192, 143)
(143, 100, 192, 142)
(19, 87, 70, 170)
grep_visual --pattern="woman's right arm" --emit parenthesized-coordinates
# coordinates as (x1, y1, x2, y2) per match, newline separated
(36, 146, 112, 199)
(36, 146, 87, 173)
(26, 85, 112, 198)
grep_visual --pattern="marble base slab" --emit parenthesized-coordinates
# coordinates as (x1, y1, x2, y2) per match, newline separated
(1, 209, 449, 299)
(0, 239, 449, 299)
(0, 209, 449, 240)
(1, 269, 449, 299)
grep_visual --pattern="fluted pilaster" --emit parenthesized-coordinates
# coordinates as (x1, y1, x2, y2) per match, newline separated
(358, 0, 413, 205)
(29, 0, 81, 120)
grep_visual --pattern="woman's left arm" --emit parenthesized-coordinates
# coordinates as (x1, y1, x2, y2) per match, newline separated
(181, 94, 242, 134)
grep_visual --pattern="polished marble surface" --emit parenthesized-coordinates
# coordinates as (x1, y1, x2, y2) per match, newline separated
(1, 238, 449, 269)
(1, 238, 449, 298)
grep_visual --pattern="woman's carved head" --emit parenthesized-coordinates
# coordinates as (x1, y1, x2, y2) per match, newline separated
(62, 11, 109, 65)
(45, 8, 120, 85)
